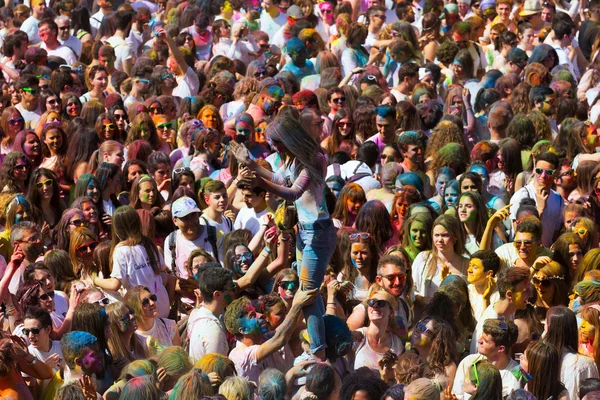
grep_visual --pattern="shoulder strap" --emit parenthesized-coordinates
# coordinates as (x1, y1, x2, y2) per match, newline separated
(168, 231, 177, 276)
(201, 216, 220, 263)
(332, 163, 341, 177)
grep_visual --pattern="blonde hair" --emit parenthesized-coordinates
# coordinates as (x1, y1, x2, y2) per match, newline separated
(219, 376, 254, 400)
(106, 301, 148, 362)
(68, 227, 97, 277)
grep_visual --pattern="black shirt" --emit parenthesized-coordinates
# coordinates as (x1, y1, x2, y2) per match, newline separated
(578, 19, 600, 60)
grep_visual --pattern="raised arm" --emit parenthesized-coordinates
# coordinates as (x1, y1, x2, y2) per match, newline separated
(255, 287, 318, 362)
(157, 27, 188, 74)
(479, 205, 511, 251)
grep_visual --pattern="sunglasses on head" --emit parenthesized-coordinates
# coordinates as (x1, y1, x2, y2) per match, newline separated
(23, 327, 43, 335)
(22, 87, 40, 95)
(279, 280, 299, 290)
(141, 293, 158, 306)
(94, 297, 110, 305)
(349, 232, 370, 241)
(396, 186, 418, 195)
(367, 299, 388, 308)
(535, 167, 556, 176)
(36, 179, 53, 188)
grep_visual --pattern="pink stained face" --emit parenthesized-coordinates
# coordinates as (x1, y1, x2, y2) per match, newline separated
(80, 347, 103, 374)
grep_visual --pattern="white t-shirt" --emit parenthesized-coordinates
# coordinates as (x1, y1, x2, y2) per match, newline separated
(509, 184, 564, 247)
(233, 206, 271, 237)
(259, 10, 286, 41)
(470, 303, 512, 354)
(452, 353, 520, 399)
(353, 327, 404, 373)
(468, 284, 500, 322)
(188, 306, 229, 362)
(163, 228, 215, 279)
(40, 42, 77, 65)
(494, 240, 553, 270)
(102, 199, 116, 216)
(60, 35, 83, 58)
(20, 16, 40, 44)
(52, 290, 68, 327)
(15, 103, 41, 130)
(111, 244, 170, 318)
(136, 317, 177, 349)
(412, 251, 468, 299)
(172, 67, 200, 99)
(28, 340, 63, 375)
(106, 36, 133, 73)
(229, 340, 294, 385)
(560, 351, 599, 398)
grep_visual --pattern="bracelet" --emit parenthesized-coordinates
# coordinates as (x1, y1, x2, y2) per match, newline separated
(262, 247, 272, 254)
(327, 302, 336, 305)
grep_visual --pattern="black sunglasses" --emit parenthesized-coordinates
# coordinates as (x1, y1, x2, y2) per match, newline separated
(367, 299, 388, 308)
(23, 327, 43, 335)
(141, 293, 158, 306)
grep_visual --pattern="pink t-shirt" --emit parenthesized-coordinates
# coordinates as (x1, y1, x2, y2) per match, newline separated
(228, 340, 294, 384)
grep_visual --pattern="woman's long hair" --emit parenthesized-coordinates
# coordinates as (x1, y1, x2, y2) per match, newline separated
(129, 175, 165, 210)
(544, 306, 578, 358)
(27, 168, 64, 224)
(355, 200, 395, 251)
(68, 227, 98, 277)
(580, 305, 600, 371)
(327, 108, 355, 155)
(110, 206, 161, 277)
(0, 151, 30, 194)
(422, 316, 457, 377)
(106, 301, 148, 363)
(66, 127, 100, 179)
(71, 302, 112, 356)
(339, 230, 379, 286)
(525, 341, 565, 400)
(401, 212, 434, 252)
(331, 183, 365, 227)
(266, 114, 326, 185)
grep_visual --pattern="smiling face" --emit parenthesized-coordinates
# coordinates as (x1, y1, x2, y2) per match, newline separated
(138, 181, 156, 206)
(81, 201, 98, 224)
(67, 98, 80, 117)
(36, 174, 54, 200)
(24, 317, 51, 349)
(43, 129, 63, 154)
(233, 245, 253, 275)
(277, 273, 299, 300)
(140, 290, 159, 318)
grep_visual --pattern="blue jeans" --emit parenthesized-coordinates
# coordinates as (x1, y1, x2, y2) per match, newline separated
(296, 219, 337, 352)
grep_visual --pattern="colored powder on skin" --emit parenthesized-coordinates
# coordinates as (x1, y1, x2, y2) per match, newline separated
(267, 86, 284, 98)
(351, 258, 361, 269)
(240, 317, 263, 334)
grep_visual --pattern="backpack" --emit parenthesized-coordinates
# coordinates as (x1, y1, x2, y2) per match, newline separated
(200, 215, 233, 264)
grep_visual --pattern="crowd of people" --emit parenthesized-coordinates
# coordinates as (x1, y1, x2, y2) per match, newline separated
(1, 0, 600, 398)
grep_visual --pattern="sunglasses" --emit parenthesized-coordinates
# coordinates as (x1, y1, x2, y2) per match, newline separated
(149, 106, 163, 113)
(532, 276, 556, 288)
(349, 232, 370, 241)
(332, 97, 346, 104)
(513, 240, 536, 248)
(415, 321, 433, 336)
(367, 299, 388, 308)
(94, 297, 110, 306)
(279, 280, 299, 291)
(141, 293, 158, 306)
(114, 113, 128, 121)
(373, 14, 386, 20)
(69, 219, 88, 227)
(103, 123, 116, 130)
(571, 227, 588, 236)
(59, 25, 71, 30)
(23, 327, 43, 335)
(36, 179, 53, 188)
(472, 359, 483, 386)
(120, 312, 136, 324)
(380, 273, 406, 285)
(234, 252, 253, 263)
(337, 121, 353, 128)
(77, 241, 98, 253)
(161, 73, 175, 80)
(8, 118, 24, 125)
(157, 122, 173, 130)
(14, 164, 29, 171)
(39, 293, 51, 301)
(135, 78, 152, 85)
(47, 98, 58, 105)
(534, 167, 556, 176)
(22, 87, 40, 95)
(454, 40, 469, 46)
(173, 167, 192, 175)
(254, 70, 266, 77)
